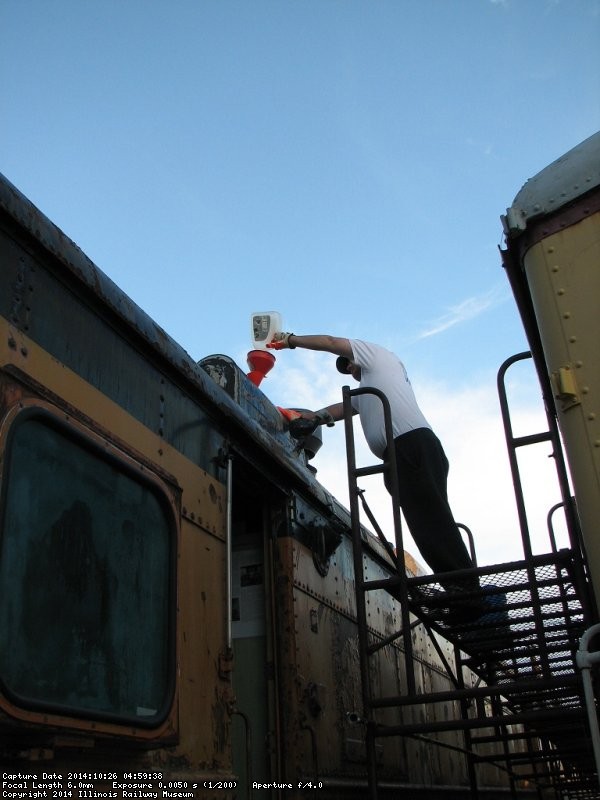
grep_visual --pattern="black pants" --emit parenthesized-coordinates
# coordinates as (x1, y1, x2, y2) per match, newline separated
(383, 428, 475, 581)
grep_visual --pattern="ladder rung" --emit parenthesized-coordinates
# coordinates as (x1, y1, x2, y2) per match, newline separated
(362, 577, 402, 592)
(511, 430, 552, 448)
(354, 463, 386, 478)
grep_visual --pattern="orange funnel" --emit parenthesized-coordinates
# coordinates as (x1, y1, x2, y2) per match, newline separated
(247, 350, 276, 387)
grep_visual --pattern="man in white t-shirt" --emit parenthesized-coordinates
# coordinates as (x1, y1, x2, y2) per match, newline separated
(268, 333, 476, 583)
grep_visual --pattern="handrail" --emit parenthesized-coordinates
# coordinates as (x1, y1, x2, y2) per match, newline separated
(576, 623, 600, 785)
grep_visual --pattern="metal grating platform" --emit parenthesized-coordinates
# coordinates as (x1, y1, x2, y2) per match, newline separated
(408, 552, 585, 674)
(399, 551, 598, 798)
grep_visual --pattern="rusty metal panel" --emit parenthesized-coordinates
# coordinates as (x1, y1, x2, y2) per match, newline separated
(275, 529, 531, 791)
(177, 518, 231, 772)
(276, 537, 440, 784)
(0, 228, 225, 476)
(0, 326, 226, 540)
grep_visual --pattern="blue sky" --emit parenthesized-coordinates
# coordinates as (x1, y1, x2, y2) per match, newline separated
(2, 0, 599, 566)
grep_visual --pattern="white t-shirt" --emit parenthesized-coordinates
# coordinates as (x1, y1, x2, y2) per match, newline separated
(350, 340, 431, 458)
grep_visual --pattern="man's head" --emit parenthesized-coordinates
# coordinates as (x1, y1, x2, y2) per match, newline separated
(336, 356, 361, 381)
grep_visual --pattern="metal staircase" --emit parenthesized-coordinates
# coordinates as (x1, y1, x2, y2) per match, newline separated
(342, 353, 599, 799)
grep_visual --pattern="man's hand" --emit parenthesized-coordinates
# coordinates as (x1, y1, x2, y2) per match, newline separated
(267, 332, 295, 350)
(288, 416, 319, 439)
(284, 407, 336, 439)
(314, 409, 335, 427)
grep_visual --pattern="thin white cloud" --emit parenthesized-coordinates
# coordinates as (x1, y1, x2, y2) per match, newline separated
(415, 286, 507, 340)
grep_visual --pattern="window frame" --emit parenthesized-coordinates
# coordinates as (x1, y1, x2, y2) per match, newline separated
(0, 400, 179, 738)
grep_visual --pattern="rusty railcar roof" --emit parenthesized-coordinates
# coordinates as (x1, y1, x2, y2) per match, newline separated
(0, 171, 399, 568)
(503, 130, 600, 237)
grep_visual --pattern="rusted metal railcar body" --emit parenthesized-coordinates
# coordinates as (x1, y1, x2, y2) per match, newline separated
(0, 173, 521, 799)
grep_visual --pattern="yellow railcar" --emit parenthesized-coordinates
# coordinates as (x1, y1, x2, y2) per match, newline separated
(502, 131, 600, 602)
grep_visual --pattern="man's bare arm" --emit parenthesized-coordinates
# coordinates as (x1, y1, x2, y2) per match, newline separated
(299, 401, 347, 422)
(287, 334, 353, 359)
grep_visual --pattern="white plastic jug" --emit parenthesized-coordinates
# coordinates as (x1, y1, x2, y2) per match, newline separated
(250, 311, 283, 350)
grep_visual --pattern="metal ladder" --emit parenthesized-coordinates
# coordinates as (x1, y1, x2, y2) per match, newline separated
(340, 363, 598, 798)
(341, 384, 413, 799)
(341, 384, 484, 798)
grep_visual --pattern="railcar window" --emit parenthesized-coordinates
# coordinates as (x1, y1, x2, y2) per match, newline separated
(0, 411, 174, 727)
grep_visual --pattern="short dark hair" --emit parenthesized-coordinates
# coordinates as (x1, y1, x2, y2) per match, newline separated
(336, 356, 351, 374)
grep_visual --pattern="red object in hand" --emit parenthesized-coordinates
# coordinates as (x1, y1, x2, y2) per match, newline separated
(277, 407, 302, 422)
(247, 350, 276, 387)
